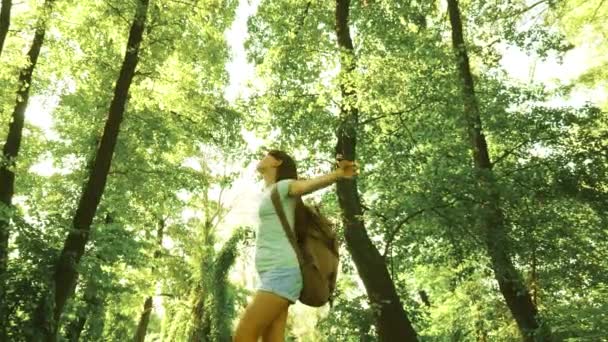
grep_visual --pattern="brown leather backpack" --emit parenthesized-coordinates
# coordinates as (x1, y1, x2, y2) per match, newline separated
(271, 185, 340, 307)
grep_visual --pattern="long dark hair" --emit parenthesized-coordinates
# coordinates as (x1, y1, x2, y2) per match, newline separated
(267, 149, 298, 182)
(266, 149, 309, 242)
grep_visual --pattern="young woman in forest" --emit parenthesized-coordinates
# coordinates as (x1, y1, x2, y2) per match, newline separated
(232, 149, 358, 342)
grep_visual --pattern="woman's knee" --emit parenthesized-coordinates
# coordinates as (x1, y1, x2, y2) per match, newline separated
(262, 307, 288, 342)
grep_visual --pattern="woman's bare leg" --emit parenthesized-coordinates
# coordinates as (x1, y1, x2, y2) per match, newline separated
(233, 290, 290, 342)
(262, 305, 289, 342)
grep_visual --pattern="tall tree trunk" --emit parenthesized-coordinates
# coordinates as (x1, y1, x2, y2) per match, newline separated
(133, 218, 165, 342)
(63, 214, 112, 342)
(189, 290, 210, 342)
(445, 0, 552, 340)
(189, 221, 214, 342)
(189, 228, 243, 341)
(208, 230, 243, 342)
(0, 0, 53, 339)
(34, 1, 150, 340)
(333, 1, 418, 341)
(0, 0, 11, 56)
(133, 297, 153, 342)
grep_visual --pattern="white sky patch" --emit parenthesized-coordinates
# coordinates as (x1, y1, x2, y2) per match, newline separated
(29, 152, 81, 176)
(498, 43, 591, 86)
(530, 142, 553, 158)
(241, 126, 266, 152)
(224, 0, 262, 103)
(25, 95, 60, 140)
(28, 157, 57, 177)
(496, 0, 605, 109)
(213, 160, 264, 234)
(161, 236, 175, 250)
(181, 157, 203, 171)
(175, 189, 192, 202)
(545, 86, 604, 108)
(180, 207, 202, 222)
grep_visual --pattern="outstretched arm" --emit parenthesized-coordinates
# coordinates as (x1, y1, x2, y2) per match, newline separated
(288, 159, 358, 197)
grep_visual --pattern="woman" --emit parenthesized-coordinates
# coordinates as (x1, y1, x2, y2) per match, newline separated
(233, 149, 358, 342)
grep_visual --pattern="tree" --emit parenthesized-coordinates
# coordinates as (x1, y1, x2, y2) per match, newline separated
(0, 0, 54, 339)
(132, 218, 164, 342)
(332, 0, 418, 340)
(33, 0, 150, 339)
(0, 0, 11, 57)
(189, 228, 246, 342)
(445, 0, 553, 339)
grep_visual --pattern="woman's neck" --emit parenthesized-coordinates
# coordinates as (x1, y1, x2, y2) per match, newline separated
(262, 172, 276, 189)
(264, 181, 275, 190)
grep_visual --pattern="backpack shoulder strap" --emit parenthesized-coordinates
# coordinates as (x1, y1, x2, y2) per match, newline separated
(271, 184, 304, 266)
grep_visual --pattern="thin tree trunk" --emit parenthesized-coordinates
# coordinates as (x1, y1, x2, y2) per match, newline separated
(531, 247, 538, 306)
(189, 291, 209, 342)
(189, 227, 243, 341)
(0, 0, 11, 56)
(33, 1, 150, 340)
(85, 299, 106, 340)
(333, 1, 418, 341)
(133, 218, 165, 342)
(445, 0, 552, 340)
(0, 0, 53, 339)
(133, 297, 153, 342)
(63, 281, 100, 342)
(190, 221, 214, 342)
(208, 230, 243, 341)
(64, 316, 87, 342)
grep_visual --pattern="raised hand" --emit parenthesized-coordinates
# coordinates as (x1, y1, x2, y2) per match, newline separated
(335, 154, 359, 179)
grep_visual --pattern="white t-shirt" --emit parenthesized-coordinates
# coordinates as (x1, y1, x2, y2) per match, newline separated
(254, 178, 299, 273)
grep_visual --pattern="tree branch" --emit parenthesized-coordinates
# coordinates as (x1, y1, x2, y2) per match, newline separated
(491, 132, 562, 169)
(491, 138, 531, 168)
(293, 1, 312, 39)
(382, 202, 455, 258)
(493, 0, 550, 22)
(101, 0, 131, 25)
(430, 207, 484, 246)
(359, 99, 426, 126)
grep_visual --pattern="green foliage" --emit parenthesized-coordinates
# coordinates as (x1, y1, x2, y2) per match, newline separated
(0, 0, 606, 340)
(244, 0, 607, 340)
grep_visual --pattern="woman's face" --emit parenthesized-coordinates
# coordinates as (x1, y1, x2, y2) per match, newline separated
(256, 153, 281, 173)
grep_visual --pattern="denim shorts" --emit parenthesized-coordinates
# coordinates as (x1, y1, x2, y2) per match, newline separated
(257, 266, 303, 304)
